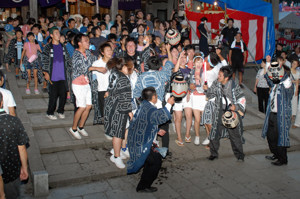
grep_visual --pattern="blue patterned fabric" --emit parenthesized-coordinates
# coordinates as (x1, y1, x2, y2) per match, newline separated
(262, 73, 294, 147)
(133, 61, 174, 101)
(127, 100, 171, 174)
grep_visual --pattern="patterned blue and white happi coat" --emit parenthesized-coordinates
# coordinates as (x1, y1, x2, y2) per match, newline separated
(262, 73, 294, 147)
(127, 100, 171, 174)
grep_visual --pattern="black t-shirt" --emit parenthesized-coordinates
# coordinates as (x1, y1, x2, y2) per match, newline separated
(230, 41, 247, 62)
(221, 27, 238, 46)
(0, 111, 29, 184)
(126, 21, 137, 33)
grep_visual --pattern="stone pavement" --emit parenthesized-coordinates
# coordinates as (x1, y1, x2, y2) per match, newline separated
(1, 66, 300, 198)
(22, 151, 300, 199)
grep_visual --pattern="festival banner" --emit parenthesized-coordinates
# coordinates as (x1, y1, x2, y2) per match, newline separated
(39, 0, 61, 7)
(118, 0, 141, 10)
(0, 0, 29, 8)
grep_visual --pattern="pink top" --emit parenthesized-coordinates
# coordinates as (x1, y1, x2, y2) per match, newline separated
(72, 75, 89, 85)
(21, 25, 31, 38)
(24, 42, 41, 59)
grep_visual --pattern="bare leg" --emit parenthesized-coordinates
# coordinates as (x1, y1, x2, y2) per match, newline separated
(122, 129, 128, 148)
(33, 69, 38, 90)
(232, 72, 236, 81)
(15, 67, 19, 76)
(26, 69, 31, 89)
(113, 137, 122, 157)
(239, 72, 243, 85)
(6, 63, 11, 72)
(72, 107, 85, 129)
(174, 111, 183, 142)
(78, 105, 92, 128)
(43, 80, 47, 89)
(205, 124, 212, 137)
(184, 108, 193, 138)
(193, 109, 201, 137)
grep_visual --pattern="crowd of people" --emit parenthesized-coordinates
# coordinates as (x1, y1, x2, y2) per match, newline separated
(0, 9, 299, 196)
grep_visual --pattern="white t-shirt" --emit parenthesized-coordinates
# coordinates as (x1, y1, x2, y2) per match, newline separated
(0, 88, 16, 114)
(285, 60, 291, 68)
(92, 58, 110, 92)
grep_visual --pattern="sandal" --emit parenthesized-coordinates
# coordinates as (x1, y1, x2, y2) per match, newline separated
(185, 136, 192, 143)
(175, 139, 184, 147)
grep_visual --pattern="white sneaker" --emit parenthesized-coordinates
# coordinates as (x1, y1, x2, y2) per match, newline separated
(110, 155, 125, 169)
(57, 113, 65, 119)
(34, 89, 40, 94)
(105, 134, 113, 140)
(122, 148, 130, 158)
(25, 89, 31, 95)
(46, 114, 57, 120)
(202, 137, 210, 145)
(110, 149, 127, 159)
(194, 136, 200, 145)
(69, 128, 82, 139)
(77, 127, 88, 137)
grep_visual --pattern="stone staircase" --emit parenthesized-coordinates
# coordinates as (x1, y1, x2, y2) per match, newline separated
(6, 66, 300, 197)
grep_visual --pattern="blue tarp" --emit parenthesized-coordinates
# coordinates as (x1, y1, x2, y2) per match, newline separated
(197, 0, 275, 58)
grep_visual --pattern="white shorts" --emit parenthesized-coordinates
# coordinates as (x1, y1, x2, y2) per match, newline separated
(173, 95, 192, 111)
(191, 94, 207, 111)
(72, 84, 92, 108)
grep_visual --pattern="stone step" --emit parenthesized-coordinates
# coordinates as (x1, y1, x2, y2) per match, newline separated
(34, 125, 110, 154)
(29, 110, 95, 130)
(23, 98, 74, 113)
(43, 128, 300, 189)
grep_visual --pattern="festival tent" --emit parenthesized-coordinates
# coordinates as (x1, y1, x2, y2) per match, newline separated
(186, 0, 275, 62)
(279, 12, 300, 29)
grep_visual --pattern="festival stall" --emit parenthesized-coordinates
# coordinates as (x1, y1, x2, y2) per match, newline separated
(185, 0, 275, 62)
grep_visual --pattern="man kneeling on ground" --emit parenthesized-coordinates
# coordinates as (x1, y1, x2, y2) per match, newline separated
(127, 87, 175, 193)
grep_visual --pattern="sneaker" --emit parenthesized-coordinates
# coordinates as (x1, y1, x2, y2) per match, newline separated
(122, 148, 130, 158)
(110, 155, 125, 169)
(46, 114, 57, 120)
(69, 128, 82, 139)
(34, 89, 40, 94)
(25, 89, 31, 95)
(194, 136, 200, 145)
(105, 134, 113, 140)
(110, 149, 127, 159)
(57, 113, 65, 119)
(77, 127, 88, 137)
(202, 137, 210, 145)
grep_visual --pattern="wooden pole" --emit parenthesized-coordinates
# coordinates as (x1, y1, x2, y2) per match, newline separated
(66, 0, 68, 12)
(96, 0, 99, 14)
(29, 0, 38, 21)
(77, 0, 80, 14)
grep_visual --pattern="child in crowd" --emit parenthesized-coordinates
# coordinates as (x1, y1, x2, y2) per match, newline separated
(20, 32, 42, 95)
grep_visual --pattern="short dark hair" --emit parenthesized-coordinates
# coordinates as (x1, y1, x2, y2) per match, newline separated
(68, 18, 75, 25)
(91, 26, 100, 35)
(15, 29, 23, 35)
(142, 87, 156, 101)
(220, 66, 233, 79)
(201, 17, 208, 22)
(31, 24, 41, 30)
(27, 18, 36, 25)
(184, 44, 195, 51)
(74, 33, 87, 49)
(147, 56, 162, 71)
(228, 18, 234, 23)
(125, 37, 136, 47)
(99, 42, 112, 56)
(110, 25, 117, 30)
(108, 33, 117, 41)
(208, 52, 221, 66)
